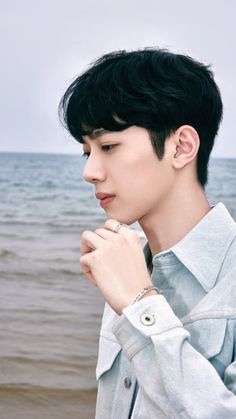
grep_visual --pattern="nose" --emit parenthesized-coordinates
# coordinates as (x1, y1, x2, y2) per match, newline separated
(83, 154, 106, 184)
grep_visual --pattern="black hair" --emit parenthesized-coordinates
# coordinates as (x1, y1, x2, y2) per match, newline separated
(59, 48, 223, 186)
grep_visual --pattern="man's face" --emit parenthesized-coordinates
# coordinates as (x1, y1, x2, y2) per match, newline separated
(82, 126, 175, 225)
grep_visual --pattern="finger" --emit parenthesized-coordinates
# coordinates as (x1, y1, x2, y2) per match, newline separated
(80, 255, 97, 286)
(103, 219, 131, 235)
(94, 228, 117, 240)
(80, 230, 105, 256)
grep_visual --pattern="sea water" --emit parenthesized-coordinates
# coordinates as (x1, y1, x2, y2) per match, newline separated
(0, 153, 235, 418)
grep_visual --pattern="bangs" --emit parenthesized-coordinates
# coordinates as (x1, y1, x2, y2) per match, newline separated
(79, 105, 130, 142)
(60, 75, 134, 143)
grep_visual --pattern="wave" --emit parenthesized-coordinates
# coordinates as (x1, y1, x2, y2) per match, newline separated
(54, 268, 81, 276)
(0, 383, 97, 394)
(0, 384, 97, 417)
(0, 220, 87, 229)
(0, 249, 17, 259)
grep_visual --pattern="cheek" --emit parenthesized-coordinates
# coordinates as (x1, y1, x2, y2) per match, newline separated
(129, 159, 173, 202)
(117, 160, 158, 200)
(121, 151, 157, 177)
(110, 149, 170, 197)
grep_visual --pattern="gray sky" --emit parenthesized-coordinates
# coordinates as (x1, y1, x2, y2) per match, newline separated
(1, 0, 235, 157)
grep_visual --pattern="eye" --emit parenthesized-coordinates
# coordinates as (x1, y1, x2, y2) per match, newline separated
(101, 144, 118, 152)
(82, 144, 117, 159)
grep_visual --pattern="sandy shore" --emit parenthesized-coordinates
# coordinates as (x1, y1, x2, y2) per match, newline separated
(0, 386, 96, 419)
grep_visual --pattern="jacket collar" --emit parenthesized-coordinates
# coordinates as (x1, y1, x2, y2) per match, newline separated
(143, 203, 236, 292)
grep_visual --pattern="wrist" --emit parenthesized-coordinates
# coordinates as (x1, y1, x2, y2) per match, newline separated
(139, 289, 159, 301)
(118, 287, 159, 315)
(130, 286, 159, 305)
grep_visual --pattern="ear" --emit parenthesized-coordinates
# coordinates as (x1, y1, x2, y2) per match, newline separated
(172, 125, 200, 169)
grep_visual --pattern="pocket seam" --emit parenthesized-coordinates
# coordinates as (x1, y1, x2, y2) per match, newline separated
(184, 317, 227, 359)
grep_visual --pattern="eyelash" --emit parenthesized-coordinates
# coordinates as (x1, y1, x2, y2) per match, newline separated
(82, 144, 117, 159)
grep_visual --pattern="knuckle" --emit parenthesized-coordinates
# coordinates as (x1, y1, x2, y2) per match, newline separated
(80, 254, 88, 263)
(94, 228, 101, 234)
(103, 220, 110, 228)
(89, 248, 98, 258)
(81, 230, 90, 238)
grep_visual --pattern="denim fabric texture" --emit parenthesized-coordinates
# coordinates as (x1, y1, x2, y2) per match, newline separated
(95, 203, 236, 418)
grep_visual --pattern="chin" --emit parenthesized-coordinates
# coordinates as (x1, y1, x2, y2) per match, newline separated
(105, 209, 138, 225)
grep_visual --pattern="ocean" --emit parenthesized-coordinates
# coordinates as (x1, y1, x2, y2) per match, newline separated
(0, 152, 235, 419)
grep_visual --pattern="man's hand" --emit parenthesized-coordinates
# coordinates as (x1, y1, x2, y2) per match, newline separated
(80, 219, 153, 315)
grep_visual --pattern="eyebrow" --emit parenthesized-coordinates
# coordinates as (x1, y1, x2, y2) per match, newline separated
(82, 128, 111, 143)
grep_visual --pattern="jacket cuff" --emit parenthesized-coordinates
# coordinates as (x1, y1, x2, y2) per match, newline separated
(112, 295, 184, 359)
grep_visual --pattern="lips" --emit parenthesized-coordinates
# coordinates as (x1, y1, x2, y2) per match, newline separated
(95, 192, 115, 200)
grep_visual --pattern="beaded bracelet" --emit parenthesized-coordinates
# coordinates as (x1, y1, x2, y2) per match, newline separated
(131, 286, 159, 305)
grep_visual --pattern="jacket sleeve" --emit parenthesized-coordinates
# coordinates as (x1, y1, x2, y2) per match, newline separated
(112, 294, 236, 418)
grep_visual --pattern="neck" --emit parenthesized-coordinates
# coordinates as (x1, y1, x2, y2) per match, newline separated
(138, 180, 211, 257)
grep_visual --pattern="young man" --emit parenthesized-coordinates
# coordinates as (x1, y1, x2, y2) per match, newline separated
(60, 49, 236, 418)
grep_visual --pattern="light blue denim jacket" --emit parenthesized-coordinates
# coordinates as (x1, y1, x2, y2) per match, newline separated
(95, 203, 236, 418)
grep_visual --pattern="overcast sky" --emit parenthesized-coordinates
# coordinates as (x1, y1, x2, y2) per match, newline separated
(1, 0, 235, 157)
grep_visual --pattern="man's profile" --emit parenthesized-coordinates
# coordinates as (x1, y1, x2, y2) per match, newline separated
(59, 48, 236, 418)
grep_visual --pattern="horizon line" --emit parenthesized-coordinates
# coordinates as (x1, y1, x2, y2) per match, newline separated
(0, 150, 235, 159)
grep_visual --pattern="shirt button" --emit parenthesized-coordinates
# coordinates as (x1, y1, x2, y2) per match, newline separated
(140, 313, 155, 326)
(124, 377, 132, 389)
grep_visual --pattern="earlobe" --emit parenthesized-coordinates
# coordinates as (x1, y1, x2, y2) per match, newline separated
(172, 126, 199, 169)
